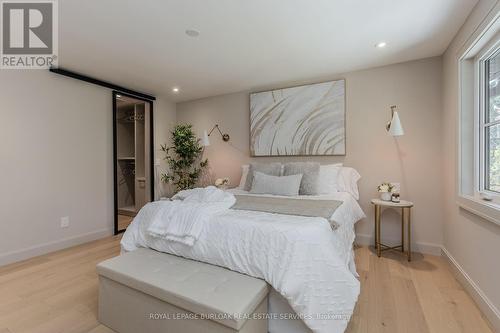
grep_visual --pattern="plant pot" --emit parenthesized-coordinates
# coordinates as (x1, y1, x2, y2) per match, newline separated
(380, 192, 392, 201)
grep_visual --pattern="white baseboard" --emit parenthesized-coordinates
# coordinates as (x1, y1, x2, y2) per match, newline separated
(441, 247, 500, 332)
(355, 233, 442, 256)
(0, 228, 114, 267)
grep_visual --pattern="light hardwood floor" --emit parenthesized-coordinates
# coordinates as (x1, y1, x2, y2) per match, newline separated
(0, 236, 493, 333)
(117, 215, 134, 231)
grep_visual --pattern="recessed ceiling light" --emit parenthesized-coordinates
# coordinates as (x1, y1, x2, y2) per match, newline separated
(172, 87, 180, 93)
(376, 42, 387, 48)
(185, 29, 200, 37)
(116, 94, 122, 98)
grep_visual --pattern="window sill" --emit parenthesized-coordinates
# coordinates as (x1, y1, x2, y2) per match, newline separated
(457, 195, 500, 226)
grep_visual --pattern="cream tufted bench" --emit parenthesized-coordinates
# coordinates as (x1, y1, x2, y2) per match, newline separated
(97, 248, 269, 333)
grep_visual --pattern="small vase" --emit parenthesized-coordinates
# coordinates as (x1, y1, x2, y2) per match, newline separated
(380, 192, 392, 201)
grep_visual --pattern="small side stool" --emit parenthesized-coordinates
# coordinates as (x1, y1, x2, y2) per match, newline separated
(371, 199, 414, 261)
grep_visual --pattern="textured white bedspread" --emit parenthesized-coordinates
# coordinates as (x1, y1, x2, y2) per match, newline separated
(229, 189, 365, 275)
(121, 190, 364, 333)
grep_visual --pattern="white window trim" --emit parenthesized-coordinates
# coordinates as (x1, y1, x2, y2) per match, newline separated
(457, 11, 500, 226)
(457, 196, 500, 227)
(476, 38, 500, 199)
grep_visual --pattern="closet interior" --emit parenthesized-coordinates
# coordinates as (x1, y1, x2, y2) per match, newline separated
(114, 94, 152, 232)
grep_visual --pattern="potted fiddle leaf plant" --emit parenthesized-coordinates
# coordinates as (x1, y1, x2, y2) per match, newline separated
(161, 124, 208, 193)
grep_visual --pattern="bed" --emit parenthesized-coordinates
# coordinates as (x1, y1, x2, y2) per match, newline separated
(228, 189, 364, 333)
(121, 164, 365, 333)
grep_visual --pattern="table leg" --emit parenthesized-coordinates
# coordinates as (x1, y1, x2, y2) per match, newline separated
(401, 208, 405, 253)
(374, 205, 377, 248)
(407, 208, 412, 261)
(376, 205, 381, 257)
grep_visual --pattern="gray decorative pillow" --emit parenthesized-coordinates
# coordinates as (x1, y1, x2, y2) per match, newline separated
(250, 172, 303, 196)
(244, 163, 282, 191)
(283, 162, 320, 195)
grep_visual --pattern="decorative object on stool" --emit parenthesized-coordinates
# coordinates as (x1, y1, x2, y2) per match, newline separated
(377, 182, 394, 201)
(215, 177, 230, 190)
(391, 182, 401, 202)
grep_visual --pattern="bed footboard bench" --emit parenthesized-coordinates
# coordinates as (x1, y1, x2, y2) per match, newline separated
(97, 248, 269, 333)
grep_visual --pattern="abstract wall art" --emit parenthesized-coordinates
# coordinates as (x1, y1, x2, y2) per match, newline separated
(250, 79, 345, 156)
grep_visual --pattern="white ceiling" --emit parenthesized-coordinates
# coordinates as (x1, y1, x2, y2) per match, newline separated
(59, 0, 478, 102)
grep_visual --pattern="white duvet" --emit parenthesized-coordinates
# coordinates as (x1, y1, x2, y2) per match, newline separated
(121, 188, 365, 333)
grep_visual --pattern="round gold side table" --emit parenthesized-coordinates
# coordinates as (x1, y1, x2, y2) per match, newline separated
(371, 199, 414, 261)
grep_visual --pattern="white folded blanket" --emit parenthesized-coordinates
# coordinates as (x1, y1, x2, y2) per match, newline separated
(147, 186, 236, 246)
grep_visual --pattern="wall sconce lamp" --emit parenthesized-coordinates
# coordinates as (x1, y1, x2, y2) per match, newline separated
(386, 105, 404, 136)
(202, 124, 230, 146)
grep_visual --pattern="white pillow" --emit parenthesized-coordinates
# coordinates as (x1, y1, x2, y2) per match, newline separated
(336, 167, 361, 200)
(317, 164, 342, 194)
(250, 171, 303, 196)
(238, 164, 249, 189)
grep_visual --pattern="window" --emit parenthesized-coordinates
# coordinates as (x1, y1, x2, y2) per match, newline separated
(483, 51, 500, 193)
(457, 21, 500, 225)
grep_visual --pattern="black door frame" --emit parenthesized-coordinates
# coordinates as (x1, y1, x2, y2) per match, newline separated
(113, 90, 155, 235)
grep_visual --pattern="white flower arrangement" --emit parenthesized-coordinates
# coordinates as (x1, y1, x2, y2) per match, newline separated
(377, 182, 395, 193)
(215, 177, 230, 188)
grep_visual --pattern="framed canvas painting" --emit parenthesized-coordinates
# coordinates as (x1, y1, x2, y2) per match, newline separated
(250, 79, 346, 156)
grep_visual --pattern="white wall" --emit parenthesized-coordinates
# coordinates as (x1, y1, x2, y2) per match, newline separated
(0, 70, 175, 266)
(154, 94, 178, 199)
(442, 0, 500, 329)
(177, 57, 444, 254)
